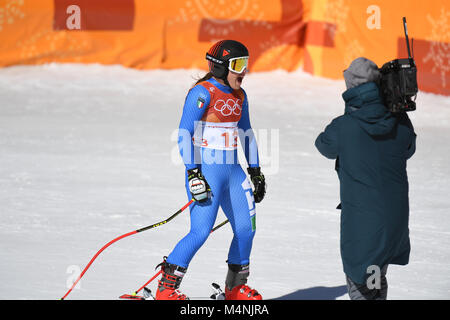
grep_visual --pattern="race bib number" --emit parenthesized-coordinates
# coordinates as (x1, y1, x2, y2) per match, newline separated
(193, 121, 238, 150)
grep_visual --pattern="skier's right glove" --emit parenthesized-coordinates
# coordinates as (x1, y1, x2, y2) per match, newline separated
(187, 168, 211, 203)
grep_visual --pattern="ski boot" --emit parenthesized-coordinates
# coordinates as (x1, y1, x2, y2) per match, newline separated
(224, 263, 262, 300)
(155, 258, 189, 300)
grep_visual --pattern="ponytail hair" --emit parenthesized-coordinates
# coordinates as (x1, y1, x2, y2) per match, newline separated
(193, 72, 213, 87)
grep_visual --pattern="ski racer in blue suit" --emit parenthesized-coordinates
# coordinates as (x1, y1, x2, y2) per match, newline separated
(155, 40, 266, 300)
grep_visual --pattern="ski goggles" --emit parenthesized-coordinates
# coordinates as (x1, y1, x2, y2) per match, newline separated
(228, 56, 249, 74)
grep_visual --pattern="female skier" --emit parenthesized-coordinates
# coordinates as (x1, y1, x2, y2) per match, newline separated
(155, 40, 266, 300)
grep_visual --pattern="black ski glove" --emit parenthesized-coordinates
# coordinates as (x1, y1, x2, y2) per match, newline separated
(247, 167, 266, 203)
(187, 168, 211, 202)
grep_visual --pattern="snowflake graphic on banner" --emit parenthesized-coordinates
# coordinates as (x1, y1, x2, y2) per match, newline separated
(17, 29, 90, 62)
(0, 0, 25, 31)
(324, 0, 349, 39)
(423, 8, 450, 88)
(168, 0, 271, 38)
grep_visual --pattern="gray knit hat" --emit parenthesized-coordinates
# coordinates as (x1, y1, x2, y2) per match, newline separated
(343, 57, 381, 89)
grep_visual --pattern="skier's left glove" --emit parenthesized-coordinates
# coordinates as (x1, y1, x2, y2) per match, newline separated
(187, 168, 211, 203)
(247, 167, 266, 203)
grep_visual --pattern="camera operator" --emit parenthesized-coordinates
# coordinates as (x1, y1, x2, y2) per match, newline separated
(315, 57, 417, 300)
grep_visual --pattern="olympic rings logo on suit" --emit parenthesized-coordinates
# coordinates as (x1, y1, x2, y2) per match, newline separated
(213, 98, 242, 116)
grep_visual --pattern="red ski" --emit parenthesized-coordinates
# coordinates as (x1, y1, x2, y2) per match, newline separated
(119, 287, 154, 300)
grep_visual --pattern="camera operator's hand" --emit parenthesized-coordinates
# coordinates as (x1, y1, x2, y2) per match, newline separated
(247, 167, 266, 203)
(187, 168, 211, 202)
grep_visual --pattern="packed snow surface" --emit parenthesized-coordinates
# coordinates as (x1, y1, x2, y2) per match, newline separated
(0, 64, 449, 300)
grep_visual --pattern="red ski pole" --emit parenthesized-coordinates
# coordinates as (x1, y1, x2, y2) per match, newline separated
(61, 199, 195, 300)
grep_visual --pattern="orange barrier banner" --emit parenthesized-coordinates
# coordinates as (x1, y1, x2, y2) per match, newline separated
(53, 0, 135, 31)
(0, 0, 165, 68)
(0, 0, 449, 95)
(304, 0, 450, 96)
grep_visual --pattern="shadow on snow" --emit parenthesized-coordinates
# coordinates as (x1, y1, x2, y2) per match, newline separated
(272, 285, 347, 300)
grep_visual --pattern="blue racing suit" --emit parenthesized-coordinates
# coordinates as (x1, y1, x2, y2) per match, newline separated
(167, 77, 259, 268)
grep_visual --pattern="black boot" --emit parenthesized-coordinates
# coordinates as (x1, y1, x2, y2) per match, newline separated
(155, 258, 189, 300)
(225, 263, 262, 300)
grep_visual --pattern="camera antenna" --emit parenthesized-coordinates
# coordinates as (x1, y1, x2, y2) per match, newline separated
(403, 17, 412, 59)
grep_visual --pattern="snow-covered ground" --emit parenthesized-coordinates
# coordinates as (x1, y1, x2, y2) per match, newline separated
(0, 64, 449, 300)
